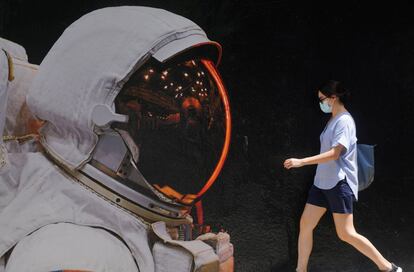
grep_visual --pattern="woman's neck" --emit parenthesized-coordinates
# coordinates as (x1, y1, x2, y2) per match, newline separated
(332, 103, 347, 118)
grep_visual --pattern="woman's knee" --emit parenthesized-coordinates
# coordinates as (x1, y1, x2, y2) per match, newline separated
(299, 215, 317, 232)
(336, 229, 358, 243)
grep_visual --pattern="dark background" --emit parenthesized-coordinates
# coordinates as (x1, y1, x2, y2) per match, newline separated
(1, 1, 414, 271)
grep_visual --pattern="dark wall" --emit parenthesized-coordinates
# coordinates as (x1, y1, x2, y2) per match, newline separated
(1, 1, 414, 271)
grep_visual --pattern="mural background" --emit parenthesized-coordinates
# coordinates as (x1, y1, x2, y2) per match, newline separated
(1, 1, 413, 271)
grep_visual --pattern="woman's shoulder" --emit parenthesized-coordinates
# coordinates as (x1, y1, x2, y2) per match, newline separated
(335, 112, 355, 128)
(339, 111, 353, 120)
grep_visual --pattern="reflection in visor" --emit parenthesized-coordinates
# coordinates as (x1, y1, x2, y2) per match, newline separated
(115, 58, 231, 205)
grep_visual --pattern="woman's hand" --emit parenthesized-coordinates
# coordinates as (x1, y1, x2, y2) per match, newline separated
(283, 158, 304, 169)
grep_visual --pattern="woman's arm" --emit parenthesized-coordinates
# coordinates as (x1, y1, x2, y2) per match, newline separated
(283, 144, 344, 169)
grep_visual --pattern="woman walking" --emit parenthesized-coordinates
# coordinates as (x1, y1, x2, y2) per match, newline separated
(283, 80, 402, 272)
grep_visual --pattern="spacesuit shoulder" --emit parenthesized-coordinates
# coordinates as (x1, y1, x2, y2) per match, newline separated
(5, 223, 139, 272)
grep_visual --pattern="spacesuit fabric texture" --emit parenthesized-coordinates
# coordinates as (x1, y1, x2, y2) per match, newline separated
(4, 223, 139, 272)
(0, 152, 153, 271)
(0, 50, 10, 174)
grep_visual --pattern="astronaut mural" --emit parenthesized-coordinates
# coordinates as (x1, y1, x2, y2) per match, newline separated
(0, 6, 233, 272)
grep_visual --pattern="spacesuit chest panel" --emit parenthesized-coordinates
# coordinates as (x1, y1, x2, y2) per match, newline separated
(0, 152, 155, 272)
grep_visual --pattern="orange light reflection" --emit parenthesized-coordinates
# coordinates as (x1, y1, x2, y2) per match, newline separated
(196, 59, 231, 198)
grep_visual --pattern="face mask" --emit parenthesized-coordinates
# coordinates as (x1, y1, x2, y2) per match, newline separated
(319, 100, 332, 113)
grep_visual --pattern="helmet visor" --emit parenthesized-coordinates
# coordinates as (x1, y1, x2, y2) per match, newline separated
(115, 57, 231, 205)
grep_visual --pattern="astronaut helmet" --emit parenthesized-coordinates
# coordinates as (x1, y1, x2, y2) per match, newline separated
(27, 7, 231, 225)
(89, 50, 231, 224)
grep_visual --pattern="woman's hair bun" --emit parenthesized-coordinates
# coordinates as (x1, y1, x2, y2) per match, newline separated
(319, 80, 351, 105)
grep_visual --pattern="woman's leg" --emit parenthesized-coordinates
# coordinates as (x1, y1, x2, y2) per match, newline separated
(332, 213, 392, 271)
(296, 204, 327, 272)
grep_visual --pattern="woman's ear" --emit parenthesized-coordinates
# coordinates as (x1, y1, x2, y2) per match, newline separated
(330, 95, 338, 104)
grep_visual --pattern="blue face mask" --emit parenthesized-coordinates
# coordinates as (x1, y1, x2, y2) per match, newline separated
(319, 101, 332, 113)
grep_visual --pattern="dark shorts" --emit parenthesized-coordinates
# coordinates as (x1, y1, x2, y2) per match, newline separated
(306, 178, 356, 214)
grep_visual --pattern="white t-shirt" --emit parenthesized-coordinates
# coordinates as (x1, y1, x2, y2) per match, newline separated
(314, 111, 359, 200)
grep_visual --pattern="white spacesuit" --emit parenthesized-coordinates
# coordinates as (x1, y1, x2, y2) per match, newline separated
(0, 46, 10, 174)
(0, 6, 233, 272)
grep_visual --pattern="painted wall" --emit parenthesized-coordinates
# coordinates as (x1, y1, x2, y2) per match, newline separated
(1, 1, 413, 271)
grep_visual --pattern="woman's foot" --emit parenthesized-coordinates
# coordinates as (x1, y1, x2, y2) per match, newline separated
(382, 262, 402, 272)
